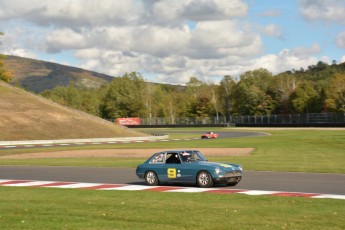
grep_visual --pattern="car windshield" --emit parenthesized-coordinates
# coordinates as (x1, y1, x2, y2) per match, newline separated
(180, 150, 207, 163)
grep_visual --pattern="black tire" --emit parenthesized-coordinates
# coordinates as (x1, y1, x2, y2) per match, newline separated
(145, 171, 159, 186)
(196, 171, 214, 188)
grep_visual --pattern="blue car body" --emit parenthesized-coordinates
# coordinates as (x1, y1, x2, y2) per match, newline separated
(136, 150, 243, 187)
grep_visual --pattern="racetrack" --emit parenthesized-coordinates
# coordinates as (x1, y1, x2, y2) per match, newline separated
(0, 131, 268, 150)
(1, 165, 344, 195)
(1, 130, 344, 196)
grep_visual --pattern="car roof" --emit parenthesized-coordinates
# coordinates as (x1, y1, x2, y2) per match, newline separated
(156, 150, 199, 154)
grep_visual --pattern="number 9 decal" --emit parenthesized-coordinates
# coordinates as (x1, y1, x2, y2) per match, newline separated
(167, 168, 177, 178)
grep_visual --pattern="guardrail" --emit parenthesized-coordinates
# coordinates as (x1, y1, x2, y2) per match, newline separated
(123, 113, 345, 127)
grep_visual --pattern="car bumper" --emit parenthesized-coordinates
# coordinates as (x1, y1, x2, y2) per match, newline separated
(213, 171, 242, 184)
(214, 176, 242, 184)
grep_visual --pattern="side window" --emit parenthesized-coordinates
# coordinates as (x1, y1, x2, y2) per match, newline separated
(150, 153, 165, 164)
(165, 153, 181, 164)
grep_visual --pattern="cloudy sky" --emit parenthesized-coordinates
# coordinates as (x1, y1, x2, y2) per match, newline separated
(0, 0, 345, 84)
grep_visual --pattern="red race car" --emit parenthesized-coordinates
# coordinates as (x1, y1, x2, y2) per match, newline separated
(201, 132, 218, 139)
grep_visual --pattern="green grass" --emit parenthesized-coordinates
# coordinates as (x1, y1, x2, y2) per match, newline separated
(0, 186, 344, 230)
(1, 128, 344, 173)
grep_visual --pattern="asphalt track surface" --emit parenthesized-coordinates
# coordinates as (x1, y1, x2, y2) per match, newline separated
(1, 131, 344, 195)
(1, 166, 344, 195)
(0, 131, 267, 150)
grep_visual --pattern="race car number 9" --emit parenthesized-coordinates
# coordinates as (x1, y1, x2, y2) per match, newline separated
(167, 168, 177, 178)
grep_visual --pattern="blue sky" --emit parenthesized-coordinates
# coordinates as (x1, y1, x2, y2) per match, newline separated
(0, 0, 344, 84)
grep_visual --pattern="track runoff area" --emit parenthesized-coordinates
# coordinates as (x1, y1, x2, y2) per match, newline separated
(1, 179, 344, 200)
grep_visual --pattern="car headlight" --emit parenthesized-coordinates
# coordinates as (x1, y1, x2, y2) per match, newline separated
(215, 168, 222, 174)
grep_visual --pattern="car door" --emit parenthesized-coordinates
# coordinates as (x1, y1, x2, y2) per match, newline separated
(176, 152, 198, 183)
(163, 152, 183, 182)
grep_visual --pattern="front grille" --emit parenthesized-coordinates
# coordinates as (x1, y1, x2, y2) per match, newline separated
(224, 171, 242, 177)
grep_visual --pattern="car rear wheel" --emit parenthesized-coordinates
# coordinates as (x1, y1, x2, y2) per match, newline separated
(196, 171, 214, 188)
(145, 171, 159, 186)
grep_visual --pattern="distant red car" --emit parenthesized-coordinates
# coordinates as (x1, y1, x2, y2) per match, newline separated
(201, 132, 218, 139)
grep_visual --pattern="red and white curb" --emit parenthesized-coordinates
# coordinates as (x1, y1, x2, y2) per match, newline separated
(1, 179, 344, 200)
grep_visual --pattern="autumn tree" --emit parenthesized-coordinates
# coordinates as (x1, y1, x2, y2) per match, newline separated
(268, 73, 297, 114)
(0, 32, 12, 83)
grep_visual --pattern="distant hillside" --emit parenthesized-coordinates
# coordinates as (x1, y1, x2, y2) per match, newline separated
(2, 55, 114, 93)
(0, 81, 147, 141)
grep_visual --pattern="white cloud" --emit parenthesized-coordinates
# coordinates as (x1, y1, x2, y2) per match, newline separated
(45, 28, 88, 53)
(0, 26, 38, 58)
(0, 0, 142, 28)
(250, 50, 319, 74)
(188, 20, 262, 59)
(182, 0, 248, 21)
(289, 43, 322, 58)
(0, 0, 340, 85)
(299, 0, 345, 24)
(335, 31, 345, 49)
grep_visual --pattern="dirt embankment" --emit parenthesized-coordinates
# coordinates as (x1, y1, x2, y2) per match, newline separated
(0, 148, 254, 159)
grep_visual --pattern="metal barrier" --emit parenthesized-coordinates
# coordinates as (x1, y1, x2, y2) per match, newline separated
(123, 113, 345, 127)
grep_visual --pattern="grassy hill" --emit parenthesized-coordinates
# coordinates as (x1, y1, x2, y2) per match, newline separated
(0, 81, 146, 141)
(2, 55, 114, 93)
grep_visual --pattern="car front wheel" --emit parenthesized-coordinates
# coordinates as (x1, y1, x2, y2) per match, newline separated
(145, 171, 159, 186)
(196, 171, 214, 188)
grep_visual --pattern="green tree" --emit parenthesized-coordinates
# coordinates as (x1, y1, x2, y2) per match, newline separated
(141, 82, 166, 123)
(219, 75, 236, 121)
(290, 80, 318, 113)
(185, 77, 206, 100)
(325, 73, 345, 112)
(209, 84, 221, 122)
(184, 77, 207, 117)
(240, 68, 273, 92)
(41, 83, 105, 116)
(101, 72, 145, 119)
(233, 69, 275, 115)
(161, 90, 187, 124)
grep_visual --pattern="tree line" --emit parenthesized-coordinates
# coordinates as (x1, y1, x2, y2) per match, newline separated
(0, 33, 12, 83)
(40, 61, 345, 122)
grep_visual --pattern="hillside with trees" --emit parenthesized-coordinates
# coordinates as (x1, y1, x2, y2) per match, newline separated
(2, 55, 114, 93)
(39, 61, 345, 123)
(1, 53, 345, 123)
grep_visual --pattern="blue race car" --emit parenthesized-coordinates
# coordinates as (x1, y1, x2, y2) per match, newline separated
(136, 150, 243, 188)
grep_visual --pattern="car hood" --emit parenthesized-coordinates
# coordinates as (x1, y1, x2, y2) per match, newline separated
(189, 161, 242, 170)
